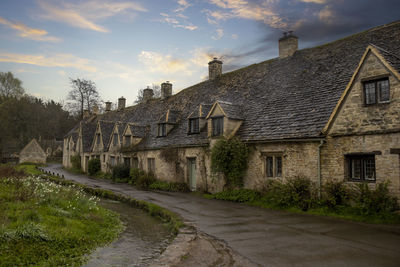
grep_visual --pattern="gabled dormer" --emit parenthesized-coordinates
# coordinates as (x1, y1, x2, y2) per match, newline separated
(206, 101, 243, 138)
(187, 104, 212, 134)
(323, 44, 400, 136)
(122, 123, 146, 147)
(157, 109, 180, 137)
(108, 122, 123, 151)
(93, 122, 104, 153)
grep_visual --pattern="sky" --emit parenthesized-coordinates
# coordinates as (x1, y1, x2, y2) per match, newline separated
(0, 0, 399, 106)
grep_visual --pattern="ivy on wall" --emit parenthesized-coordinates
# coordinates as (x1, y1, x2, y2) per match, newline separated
(211, 137, 249, 188)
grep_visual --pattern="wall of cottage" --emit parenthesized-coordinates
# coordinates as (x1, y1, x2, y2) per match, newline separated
(329, 51, 400, 136)
(321, 133, 400, 198)
(243, 142, 320, 190)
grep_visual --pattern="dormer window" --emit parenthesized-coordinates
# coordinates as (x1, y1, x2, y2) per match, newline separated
(124, 135, 131, 146)
(188, 118, 199, 134)
(96, 133, 100, 145)
(364, 78, 389, 105)
(158, 123, 166, 137)
(212, 117, 223, 136)
(113, 133, 118, 146)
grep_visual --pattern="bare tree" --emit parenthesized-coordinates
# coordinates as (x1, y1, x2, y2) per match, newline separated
(67, 78, 102, 118)
(0, 71, 25, 98)
(134, 84, 161, 103)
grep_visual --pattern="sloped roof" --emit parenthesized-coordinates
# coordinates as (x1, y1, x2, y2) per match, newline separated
(20, 138, 46, 157)
(66, 20, 400, 149)
(159, 109, 180, 124)
(81, 121, 96, 152)
(371, 44, 400, 73)
(213, 101, 243, 120)
(188, 104, 213, 119)
(128, 124, 148, 138)
(98, 120, 114, 151)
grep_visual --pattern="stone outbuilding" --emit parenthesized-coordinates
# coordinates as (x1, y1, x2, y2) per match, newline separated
(19, 138, 47, 164)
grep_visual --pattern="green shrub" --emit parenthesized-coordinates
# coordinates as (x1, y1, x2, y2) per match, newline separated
(149, 181, 190, 192)
(322, 180, 350, 209)
(111, 164, 130, 181)
(211, 137, 249, 188)
(70, 155, 81, 170)
(136, 172, 156, 190)
(88, 158, 101, 176)
(210, 189, 261, 202)
(129, 168, 145, 185)
(354, 182, 399, 215)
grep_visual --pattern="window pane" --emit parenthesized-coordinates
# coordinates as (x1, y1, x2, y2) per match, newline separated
(364, 82, 376, 104)
(266, 157, 273, 177)
(96, 134, 100, 145)
(275, 156, 282, 177)
(148, 158, 155, 173)
(132, 157, 139, 169)
(110, 156, 115, 166)
(364, 158, 375, 180)
(113, 134, 118, 145)
(378, 79, 390, 102)
(212, 117, 223, 136)
(125, 136, 131, 146)
(351, 159, 361, 179)
(189, 118, 199, 133)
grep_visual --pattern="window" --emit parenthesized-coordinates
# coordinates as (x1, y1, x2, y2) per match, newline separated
(132, 157, 139, 169)
(364, 78, 390, 105)
(96, 133, 100, 145)
(347, 155, 375, 181)
(113, 133, 118, 146)
(147, 158, 155, 173)
(189, 118, 199, 134)
(265, 154, 283, 178)
(212, 117, 223, 136)
(110, 156, 115, 166)
(123, 157, 130, 167)
(125, 135, 131, 146)
(103, 154, 106, 162)
(158, 123, 166, 137)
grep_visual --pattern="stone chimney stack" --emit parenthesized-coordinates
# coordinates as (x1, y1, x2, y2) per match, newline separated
(279, 31, 298, 58)
(143, 86, 154, 102)
(92, 105, 99, 115)
(161, 81, 172, 99)
(105, 101, 112, 112)
(208, 57, 222, 80)
(118, 96, 126, 110)
(83, 109, 90, 118)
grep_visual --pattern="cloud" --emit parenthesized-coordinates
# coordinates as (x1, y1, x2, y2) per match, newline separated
(37, 0, 146, 32)
(138, 51, 190, 74)
(212, 28, 224, 40)
(231, 33, 238, 39)
(0, 52, 97, 72)
(175, 0, 191, 13)
(206, 0, 287, 28)
(159, 12, 198, 31)
(299, 0, 327, 3)
(0, 16, 60, 42)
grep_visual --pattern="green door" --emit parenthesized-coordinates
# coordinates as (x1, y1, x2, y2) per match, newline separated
(188, 158, 196, 191)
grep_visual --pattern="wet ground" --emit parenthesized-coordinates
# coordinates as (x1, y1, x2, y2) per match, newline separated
(85, 199, 172, 267)
(44, 164, 400, 267)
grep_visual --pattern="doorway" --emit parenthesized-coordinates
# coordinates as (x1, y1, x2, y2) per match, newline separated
(187, 158, 196, 191)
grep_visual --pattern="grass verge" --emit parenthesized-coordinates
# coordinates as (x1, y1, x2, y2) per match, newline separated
(0, 165, 123, 266)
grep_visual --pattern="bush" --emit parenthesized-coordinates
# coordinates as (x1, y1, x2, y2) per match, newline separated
(354, 182, 399, 215)
(70, 155, 81, 170)
(149, 181, 190, 192)
(129, 168, 145, 185)
(211, 137, 249, 188)
(88, 158, 101, 176)
(322, 180, 350, 209)
(111, 164, 130, 181)
(210, 189, 261, 202)
(136, 172, 156, 190)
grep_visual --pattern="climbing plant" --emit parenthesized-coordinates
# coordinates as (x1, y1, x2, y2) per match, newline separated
(211, 137, 249, 188)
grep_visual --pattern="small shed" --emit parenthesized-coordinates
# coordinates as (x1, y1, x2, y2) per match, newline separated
(19, 138, 46, 164)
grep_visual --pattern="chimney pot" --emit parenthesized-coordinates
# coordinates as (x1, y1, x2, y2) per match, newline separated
(118, 96, 126, 110)
(279, 31, 298, 58)
(83, 109, 90, 118)
(161, 81, 172, 99)
(208, 57, 223, 80)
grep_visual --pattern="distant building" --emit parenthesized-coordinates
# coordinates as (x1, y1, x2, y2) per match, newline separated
(19, 138, 46, 164)
(63, 21, 400, 198)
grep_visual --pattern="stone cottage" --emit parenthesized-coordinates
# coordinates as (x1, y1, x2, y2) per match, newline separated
(19, 138, 47, 164)
(63, 21, 400, 197)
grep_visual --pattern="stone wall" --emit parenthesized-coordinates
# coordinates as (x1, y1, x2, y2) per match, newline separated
(329, 52, 400, 136)
(321, 133, 400, 198)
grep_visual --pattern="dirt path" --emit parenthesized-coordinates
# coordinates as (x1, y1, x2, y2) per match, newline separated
(44, 164, 400, 267)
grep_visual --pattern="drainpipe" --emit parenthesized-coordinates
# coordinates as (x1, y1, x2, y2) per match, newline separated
(317, 139, 325, 199)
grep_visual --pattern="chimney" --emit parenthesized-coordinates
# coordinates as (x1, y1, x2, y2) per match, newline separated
(161, 81, 172, 99)
(105, 101, 112, 112)
(143, 86, 154, 102)
(208, 57, 222, 80)
(279, 31, 298, 58)
(83, 109, 90, 118)
(92, 104, 99, 115)
(118, 96, 126, 110)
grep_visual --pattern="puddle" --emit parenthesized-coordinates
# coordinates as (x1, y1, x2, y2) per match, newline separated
(84, 199, 173, 267)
